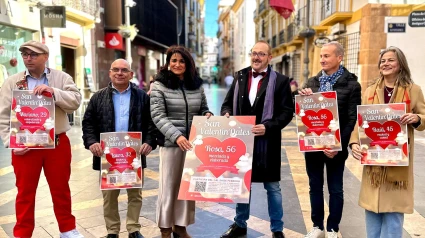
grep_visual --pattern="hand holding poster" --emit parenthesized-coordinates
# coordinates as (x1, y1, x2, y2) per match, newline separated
(9, 90, 55, 149)
(100, 132, 143, 190)
(178, 116, 255, 204)
(357, 103, 408, 166)
(295, 91, 342, 151)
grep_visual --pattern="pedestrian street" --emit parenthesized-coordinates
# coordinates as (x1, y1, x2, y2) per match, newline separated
(0, 85, 425, 238)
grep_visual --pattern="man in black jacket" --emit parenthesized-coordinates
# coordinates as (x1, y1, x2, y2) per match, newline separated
(299, 42, 361, 238)
(220, 41, 294, 238)
(82, 59, 157, 238)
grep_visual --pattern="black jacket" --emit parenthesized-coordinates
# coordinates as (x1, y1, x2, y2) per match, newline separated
(221, 66, 294, 182)
(304, 67, 361, 158)
(82, 82, 157, 170)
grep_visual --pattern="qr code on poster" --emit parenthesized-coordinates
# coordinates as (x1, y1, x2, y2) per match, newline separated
(16, 134, 26, 144)
(368, 149, 402, 161)
(107, 174, 120, 184)
(194, 181, 207, 192)
(305, 135, 336, 146)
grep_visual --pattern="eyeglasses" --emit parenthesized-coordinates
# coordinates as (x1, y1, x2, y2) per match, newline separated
(110, 68, 131, 73)
(249, 51, 268, 58)
(21, 52, 44, 59)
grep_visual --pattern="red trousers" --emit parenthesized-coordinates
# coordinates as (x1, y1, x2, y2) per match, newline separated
(11, 133, 76, 237)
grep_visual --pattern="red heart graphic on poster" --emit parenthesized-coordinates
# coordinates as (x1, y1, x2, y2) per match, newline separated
(137, 167, 142, 178)
(301, 109, 333, 135)
(389, 103, 405, 111)
(358, 113, 363, 126)
(105, 147, 136, 173)
(402, 142, 408, 157)
(41, 91, 53, 98)
(16, 106, 49, 133)
(364, 121, 401, 149)
(49, 128, 55, 141)
(195, 137, 246, 177)
(128, 132, 141, 139)
(234, 116, 256, 125)
(12, 98, 16, 110)
(321, 92, 336, 99)
(335, 129, 340, 142)
(244, 169, 252, 192)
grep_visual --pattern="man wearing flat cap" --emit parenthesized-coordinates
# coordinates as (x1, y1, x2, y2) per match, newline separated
(0, 40, 83, 238)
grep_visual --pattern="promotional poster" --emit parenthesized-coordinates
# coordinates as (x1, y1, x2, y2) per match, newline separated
(9, 90, 55, 149)
(178, 116, 255, 204)
(295, 91, 342, 152)
(100, 132, 143, 190)
(357, 103, 408, 166)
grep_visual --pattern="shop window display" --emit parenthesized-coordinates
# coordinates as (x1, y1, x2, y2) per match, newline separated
(0, 25, 33, 87)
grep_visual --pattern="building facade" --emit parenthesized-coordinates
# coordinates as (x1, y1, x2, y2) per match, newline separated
(217, 0, 235, 84)
(232, 0, 256, 72)
(252, 0, 425, 90)
(201, 37, 218, 81)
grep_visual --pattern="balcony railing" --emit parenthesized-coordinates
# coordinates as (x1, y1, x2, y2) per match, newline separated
(52, 0, 99, 17)
(253, 9, 257, 19)
(272, 35, 276, 48)
(287, 23, 297, 43)
(259, 1, 265, 14)
(279, 30, 284, 44)
(322, 0, 351, 20)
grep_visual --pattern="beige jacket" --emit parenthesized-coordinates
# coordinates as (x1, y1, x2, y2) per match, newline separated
(0, 69, 81, 147)
(350, 83, 425, 214)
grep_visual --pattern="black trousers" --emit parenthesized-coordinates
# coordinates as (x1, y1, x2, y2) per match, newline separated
(305, 150, 348, 232)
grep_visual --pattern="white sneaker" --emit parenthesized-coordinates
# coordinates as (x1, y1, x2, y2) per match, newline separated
(327, 229, 338, 238)
(60, 229, 84, 238)
(304, 227, 325, 238)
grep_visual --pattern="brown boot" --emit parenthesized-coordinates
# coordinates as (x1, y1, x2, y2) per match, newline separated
(172, 225, 191, 238)
(160, 227, 172, 238)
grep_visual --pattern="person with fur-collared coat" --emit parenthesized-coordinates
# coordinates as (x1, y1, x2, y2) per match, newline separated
(350, 46, 425, 238)
(150, 45, 212, 238)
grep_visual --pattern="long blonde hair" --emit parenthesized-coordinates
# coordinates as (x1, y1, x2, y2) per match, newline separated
(376, 46, 413, 87)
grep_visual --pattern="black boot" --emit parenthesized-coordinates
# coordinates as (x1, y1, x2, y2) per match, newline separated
(220, 223, 247, 238)
(106, 234, 118, 238)
(128, 231, 144, 238)
(272, 231, 285, 238)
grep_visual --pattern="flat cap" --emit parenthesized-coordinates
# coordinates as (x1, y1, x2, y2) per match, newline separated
(19, 40, 49, 54)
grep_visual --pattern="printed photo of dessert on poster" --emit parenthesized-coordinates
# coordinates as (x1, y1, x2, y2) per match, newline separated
(357, 103, 408, 166)
(295, 91, 341, 152)
(9, 90, 55, 149)
(100, 132, 143, 190)
(178, 116, 255, 204)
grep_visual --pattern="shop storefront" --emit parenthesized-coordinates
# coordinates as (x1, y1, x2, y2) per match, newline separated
(0, 0, 41, 87)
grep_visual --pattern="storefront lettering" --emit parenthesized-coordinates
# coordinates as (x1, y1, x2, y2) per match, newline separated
(44, 13, 64, 19)
(0, 0, 14, 17)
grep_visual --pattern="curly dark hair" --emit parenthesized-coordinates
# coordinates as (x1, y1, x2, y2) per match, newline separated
(159, 45, 199, 81)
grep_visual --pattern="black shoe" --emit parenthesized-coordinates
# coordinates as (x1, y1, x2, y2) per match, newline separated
(272, 231, 285, 238)
(128, 231, 144, 238)
(220, 223, 247, 238)
(106, 235, 118, 238)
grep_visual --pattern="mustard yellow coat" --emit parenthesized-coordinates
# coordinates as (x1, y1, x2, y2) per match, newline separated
(350, 83, 425, 214)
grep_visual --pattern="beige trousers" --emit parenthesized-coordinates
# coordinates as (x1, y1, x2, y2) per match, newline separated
(156, 147, 195, 228)
(102, 187, 143, 234)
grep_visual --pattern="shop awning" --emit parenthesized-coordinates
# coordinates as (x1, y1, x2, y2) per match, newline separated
(270, 0, 295, 19)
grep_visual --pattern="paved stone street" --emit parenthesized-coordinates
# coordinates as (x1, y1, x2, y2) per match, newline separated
(1, 85, 425, 238)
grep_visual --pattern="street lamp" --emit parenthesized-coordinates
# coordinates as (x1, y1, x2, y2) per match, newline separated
(124, 0, 136, 66)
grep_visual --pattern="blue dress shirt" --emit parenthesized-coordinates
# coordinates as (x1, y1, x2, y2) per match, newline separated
(112, 84, 131, 132)
(26, 68, 49, 90)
